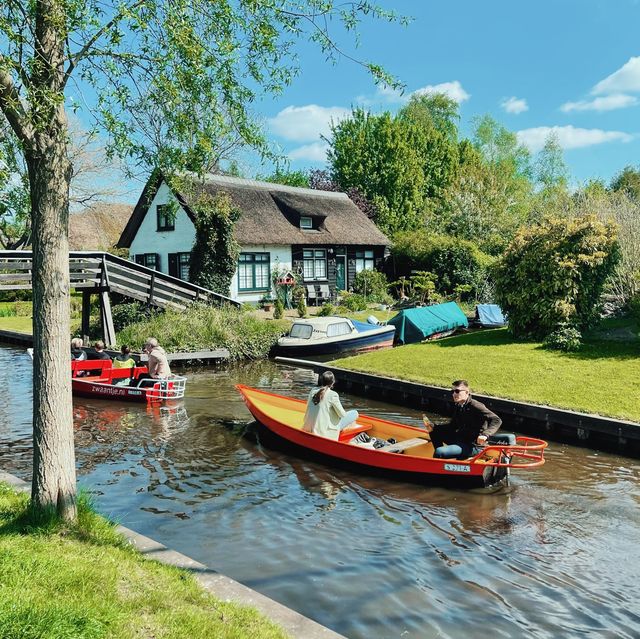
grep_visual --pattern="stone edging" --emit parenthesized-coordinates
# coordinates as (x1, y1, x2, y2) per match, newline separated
(0, 471, 345, 639)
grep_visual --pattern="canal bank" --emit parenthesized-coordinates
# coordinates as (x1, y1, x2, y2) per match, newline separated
(276, 357, 640, 456)
(0, 470, 344, 639)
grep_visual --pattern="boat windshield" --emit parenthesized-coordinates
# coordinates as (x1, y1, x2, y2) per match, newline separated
(289, 324, 313, 339)
(326, 322, 352, 337)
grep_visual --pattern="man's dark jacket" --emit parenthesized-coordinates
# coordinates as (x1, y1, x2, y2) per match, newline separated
(435, 397, 502, 446)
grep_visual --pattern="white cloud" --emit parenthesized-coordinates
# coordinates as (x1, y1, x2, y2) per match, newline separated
(516, 125, 633, 152)
(268, 105, 351, 143)
(357, 80, 470, 106)
(413, 81, 470, 104)
(561, 93, 639, 112)
(501, 96, 529, 114)
(287, 142, 329, 162)
(592, 56, 640, 95)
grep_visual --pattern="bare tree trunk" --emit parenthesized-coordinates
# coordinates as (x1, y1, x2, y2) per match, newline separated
(28, 125, 77, 520)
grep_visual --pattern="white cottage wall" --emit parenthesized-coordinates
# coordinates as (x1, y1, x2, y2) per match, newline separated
(129, 182, 196, 273)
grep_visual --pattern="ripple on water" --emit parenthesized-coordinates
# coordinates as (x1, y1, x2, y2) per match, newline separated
(1, 351, 639, 639)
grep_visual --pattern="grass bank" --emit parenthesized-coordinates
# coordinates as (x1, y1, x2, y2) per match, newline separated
(335, 318, 640, 422)
(117, 305, 288, 360)
(0, 484, 286, 639)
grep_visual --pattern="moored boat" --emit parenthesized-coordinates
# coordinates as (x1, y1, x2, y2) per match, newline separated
(72, 358, 186, 403)
(236, 385, 547, 487)
(275, 316, 395, 357)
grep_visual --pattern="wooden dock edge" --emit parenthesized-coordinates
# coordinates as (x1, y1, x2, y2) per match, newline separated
(274, 356, 640, 456)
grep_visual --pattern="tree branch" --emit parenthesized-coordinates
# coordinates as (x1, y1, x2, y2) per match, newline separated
(0, 63, 33, 146)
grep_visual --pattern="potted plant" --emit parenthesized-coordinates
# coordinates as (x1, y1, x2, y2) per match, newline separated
(259, 293, 274, 312)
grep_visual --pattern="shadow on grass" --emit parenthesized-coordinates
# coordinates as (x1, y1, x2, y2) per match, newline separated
(426, 326, 640, 362)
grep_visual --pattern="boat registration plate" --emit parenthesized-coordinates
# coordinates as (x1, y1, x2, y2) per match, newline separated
(444, 463, 471, 473)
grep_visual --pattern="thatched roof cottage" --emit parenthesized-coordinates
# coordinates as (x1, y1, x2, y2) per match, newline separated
(117, 173, 390, 303)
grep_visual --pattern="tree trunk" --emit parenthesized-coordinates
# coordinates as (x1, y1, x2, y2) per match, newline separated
(28, 127, 77, 521)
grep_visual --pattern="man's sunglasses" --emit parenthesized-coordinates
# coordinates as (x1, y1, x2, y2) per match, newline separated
(452, 388, 467, 394)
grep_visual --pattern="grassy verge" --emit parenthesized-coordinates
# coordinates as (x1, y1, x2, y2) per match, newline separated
(0, 483, 287, 639)
(117, 305, 289, 360)
(335, 318, 640, 422)
(0, 315, 33, 333)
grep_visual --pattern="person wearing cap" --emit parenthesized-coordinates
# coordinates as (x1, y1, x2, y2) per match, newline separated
(423, 379, 502, 459)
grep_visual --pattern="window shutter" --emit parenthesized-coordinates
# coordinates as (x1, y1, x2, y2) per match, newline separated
(154, 253, 161, 271)
(168, 253, 178, 277)
(134, 255, 145, 265)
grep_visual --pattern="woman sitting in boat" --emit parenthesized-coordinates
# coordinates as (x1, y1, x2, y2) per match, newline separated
(303, 371, 358, 440)
(113, 345, 135, 369)
(70, 337, 86, 361)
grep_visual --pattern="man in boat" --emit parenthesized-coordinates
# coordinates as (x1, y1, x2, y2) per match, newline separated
(87, 340, 111, 360)
(70, 337, 86, 361)
(136, 337, 171, 386)
(424, 380, 502, 459)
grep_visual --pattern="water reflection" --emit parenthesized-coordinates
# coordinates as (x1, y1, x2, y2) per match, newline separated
(1, 348, 639, 639)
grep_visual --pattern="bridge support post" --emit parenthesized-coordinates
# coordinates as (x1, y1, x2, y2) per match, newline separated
(81, 291, 92, 345)
(99, 290, 116, 348)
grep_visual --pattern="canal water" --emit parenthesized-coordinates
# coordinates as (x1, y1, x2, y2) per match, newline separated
(0, 345, 639, 639)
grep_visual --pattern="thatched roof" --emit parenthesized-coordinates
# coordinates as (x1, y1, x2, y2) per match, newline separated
(118, 173, 390, 248)
(70, 203, 134, 250)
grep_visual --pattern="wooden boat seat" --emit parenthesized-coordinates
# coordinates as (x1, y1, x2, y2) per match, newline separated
(380, 437, 430, 454)
(339, 423, 372, 442)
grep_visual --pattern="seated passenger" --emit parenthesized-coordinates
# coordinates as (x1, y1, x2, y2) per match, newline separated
(136, 337, 171, 386)
(70, 337, 86, 361)
(87, 340, 111, 360)
(302, 371, 358, 440)
(113, 345, 135, 369)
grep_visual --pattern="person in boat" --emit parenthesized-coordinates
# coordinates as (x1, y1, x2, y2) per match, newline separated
(423, 379, 502, 459)
(70, 337, 86, 361)
(87, 340, 111, 360)
(113, 345, 135, 369)
(302, 371, 358, 440)
(136, 337, 171, 386)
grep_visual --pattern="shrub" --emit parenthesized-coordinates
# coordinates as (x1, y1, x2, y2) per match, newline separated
(628, 292, 640, 320)
(273, 299, 284, 319)
(297, 295, 307, 318)
(111, 302, 159, 333)
(543, 324, 582, 352)
(318, 302, 335, 316)
(352, 270, 391, 303)
(339, 292, 368, 311)
(116, 304, 287, 360)
(494, 215, 620, 339)
(390, 230, 494, 298)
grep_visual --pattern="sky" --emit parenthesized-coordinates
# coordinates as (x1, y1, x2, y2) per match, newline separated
(251, 0, 640, 187)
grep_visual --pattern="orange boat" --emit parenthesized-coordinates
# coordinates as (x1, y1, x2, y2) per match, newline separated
(236, 385, 548, 487)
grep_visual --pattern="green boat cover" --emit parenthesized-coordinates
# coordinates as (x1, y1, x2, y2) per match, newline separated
(388, 302, 469, 345)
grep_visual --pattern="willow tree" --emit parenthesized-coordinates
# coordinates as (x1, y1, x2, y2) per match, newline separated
(0, 0, 403, 520)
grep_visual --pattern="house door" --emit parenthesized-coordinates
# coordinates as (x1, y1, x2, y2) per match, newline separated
(335, 255, 346, 292)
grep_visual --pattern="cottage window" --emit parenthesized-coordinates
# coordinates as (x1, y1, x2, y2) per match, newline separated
(238, 253, 270, 291)
(135, 253, 160, 270)
(300, 216, 313, 229)
(303, 249, 326, 280)
(169, 252, 190, 280)
(156, 204, 175, 232)
(354, 249, 375, 273)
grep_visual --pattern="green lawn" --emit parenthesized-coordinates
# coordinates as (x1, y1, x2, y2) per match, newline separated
(0, 484, 287, 639)
(0, 315, 33, 333)
(335, 319, 640, 422)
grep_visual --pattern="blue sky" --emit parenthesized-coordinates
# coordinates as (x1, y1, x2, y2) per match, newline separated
(255, 0, 640, 186)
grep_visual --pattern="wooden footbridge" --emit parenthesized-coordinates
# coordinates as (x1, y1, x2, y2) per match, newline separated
(0, 250, 239, 346)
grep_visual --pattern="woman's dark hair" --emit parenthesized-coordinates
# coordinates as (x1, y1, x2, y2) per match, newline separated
(313, 371, 335, 405)
(121, 345, 131, 355)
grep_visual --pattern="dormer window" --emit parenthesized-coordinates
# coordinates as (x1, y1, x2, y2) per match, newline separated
(157, 204, 174, 232)
(300, 216, 313, 229)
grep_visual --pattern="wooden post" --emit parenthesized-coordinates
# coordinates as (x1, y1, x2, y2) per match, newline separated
(99, 290, 116, 348)
(149, 271, 156, 306)
(81, 291, 91, 344)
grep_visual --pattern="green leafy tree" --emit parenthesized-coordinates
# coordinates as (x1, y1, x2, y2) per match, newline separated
(0, 0, 403, 520)
(494, 215, 620, 340)
(262, 168, 310, 188)
(397, 92, 459, 141)
(610, 165, 640, 201)
(188, 191, 240, 296)
(531, 133, 571, 219)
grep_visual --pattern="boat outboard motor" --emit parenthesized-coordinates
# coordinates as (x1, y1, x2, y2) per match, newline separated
(367, 315, 381, 326)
